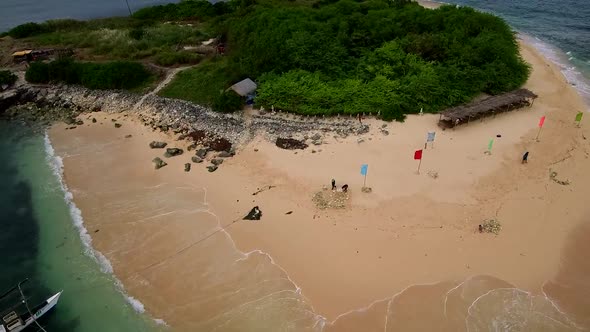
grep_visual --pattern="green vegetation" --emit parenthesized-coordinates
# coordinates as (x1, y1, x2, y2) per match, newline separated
(25, 58, 152, 90)
(212, 90, 244, 113)
(160, 58, 241, 105)
(27, 22, 207, 66)
(132, 1, 232, 20)
(6, 22, 46, 38)
(162, 0, 530, 119)
(154, 51, 202, 66)
(0, 70, 17, 86)
(5, 15, 209, 66)
(5, 0, 530, 118)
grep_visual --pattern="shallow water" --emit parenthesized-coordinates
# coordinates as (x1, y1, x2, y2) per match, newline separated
(0, 122, 162, 331)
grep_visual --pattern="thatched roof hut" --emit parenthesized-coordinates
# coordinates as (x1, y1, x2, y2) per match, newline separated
(438, 88, 538, 128)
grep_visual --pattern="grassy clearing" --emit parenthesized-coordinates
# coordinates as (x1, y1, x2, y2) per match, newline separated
(29, 23, 208, 65)
(158, 58, 242, 105)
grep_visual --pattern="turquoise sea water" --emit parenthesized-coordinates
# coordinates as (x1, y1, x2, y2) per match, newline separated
(0, 122, 163, 332)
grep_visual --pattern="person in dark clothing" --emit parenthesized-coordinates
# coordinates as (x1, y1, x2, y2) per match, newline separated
(522, 151, 529, 164)
(342, 184, 349, 193)
(331, 179, 336, 190)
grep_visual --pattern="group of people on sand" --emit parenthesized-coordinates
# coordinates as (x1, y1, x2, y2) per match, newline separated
(332, 179, 348, 193)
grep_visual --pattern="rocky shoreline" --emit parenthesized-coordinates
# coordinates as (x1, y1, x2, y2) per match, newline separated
(0, 83, 372, 150)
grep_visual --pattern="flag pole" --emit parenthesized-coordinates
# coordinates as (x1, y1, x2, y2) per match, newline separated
(535, 126, 542, 141)
(363, 173, 367, 187)
(417, 158, 422, 173)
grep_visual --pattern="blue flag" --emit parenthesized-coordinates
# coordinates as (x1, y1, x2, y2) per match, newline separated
(360, 164, 368, 176)
(427, 132, 436, 142)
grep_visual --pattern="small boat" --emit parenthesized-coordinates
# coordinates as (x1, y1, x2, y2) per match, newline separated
(0, 279, 61, 332)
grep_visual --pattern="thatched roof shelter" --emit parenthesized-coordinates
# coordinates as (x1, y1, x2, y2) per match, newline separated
(438, 88, 538, 128)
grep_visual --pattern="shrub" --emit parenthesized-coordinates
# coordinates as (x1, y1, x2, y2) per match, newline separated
(129, 27, 145, 40)
(25, 62, 50, 83)
(154, 51, 201, 66)
(25, 59, 152, 90)
(7, 22, 46, 38)
(0, 70, 18, 86)
(212, 90, 243, 113)
(132, 0, 223, 21)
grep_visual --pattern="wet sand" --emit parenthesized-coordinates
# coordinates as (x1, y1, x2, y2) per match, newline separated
(49, 39, 590, 330)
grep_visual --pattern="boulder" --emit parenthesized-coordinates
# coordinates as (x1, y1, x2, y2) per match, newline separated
(217, 151, 233, 158)
(191, 156, 203, 163)
(243, 206, 262, 220)
(75, 119, 84, 125)
(149, 141, 168, 149)
(357, 126, 370, 135)
(164, 148, 183, 157)
(381, 130, 389, 136)
(184, 163, 191, 172)
(207, 165, 218, 172)
(187, 144, 197, 151)
(207, 137, 232, 152)
(152, 157, 167, 169)
(311, 133, 322, 141)
(64, 117, 76, 125)
(92, 118, 97, 123)
(125, 134, 132, 138)
(195, 148, 208, 159)
(114, 123, 122, 128)
(211, 158, 224, 166)
(276, 137, 308, 150)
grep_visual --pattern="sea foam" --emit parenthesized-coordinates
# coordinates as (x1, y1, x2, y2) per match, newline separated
(521, 34, 590, 106)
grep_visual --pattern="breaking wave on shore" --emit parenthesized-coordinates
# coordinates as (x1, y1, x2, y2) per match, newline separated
(43, 132, 163, 322)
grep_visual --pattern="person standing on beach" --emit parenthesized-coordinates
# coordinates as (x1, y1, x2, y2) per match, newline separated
(522, 151, 529, 164)
(331, 179, 336, 190)
(358, 113, 362, 124)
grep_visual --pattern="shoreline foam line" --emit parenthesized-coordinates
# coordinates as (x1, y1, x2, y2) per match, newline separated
(43, 132, 167, 326)
(519, 33, 590, 106)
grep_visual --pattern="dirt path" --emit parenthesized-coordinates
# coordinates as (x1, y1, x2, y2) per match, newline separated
(134, 66, 191, 110)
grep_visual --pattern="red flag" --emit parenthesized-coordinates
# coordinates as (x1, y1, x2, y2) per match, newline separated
(414, 149, 423, 160)
(538, 116, 546, 128)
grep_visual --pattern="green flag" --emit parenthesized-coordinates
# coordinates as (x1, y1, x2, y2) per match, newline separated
(488, 138, 494, 151)
(575, 112, 584, 122)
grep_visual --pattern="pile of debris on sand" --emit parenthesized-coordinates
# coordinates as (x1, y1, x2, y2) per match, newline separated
(480, 219, 502, 235)
(312, 188, 349, 209)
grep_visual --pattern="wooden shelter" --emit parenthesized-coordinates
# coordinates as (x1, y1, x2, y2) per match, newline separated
(438, 89, 538, 128)
(229, 78, 257, 97)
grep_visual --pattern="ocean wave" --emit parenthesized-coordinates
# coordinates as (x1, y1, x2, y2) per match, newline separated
(43, 133, 162, 322)
(123, 293, 146, 313)
(520, 33, 590, 106)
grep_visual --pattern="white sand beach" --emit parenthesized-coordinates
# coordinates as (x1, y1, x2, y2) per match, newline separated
(48, 38, 590, 331)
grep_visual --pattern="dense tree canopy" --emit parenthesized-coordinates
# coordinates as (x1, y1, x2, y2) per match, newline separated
(216, 0, 530, 120)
